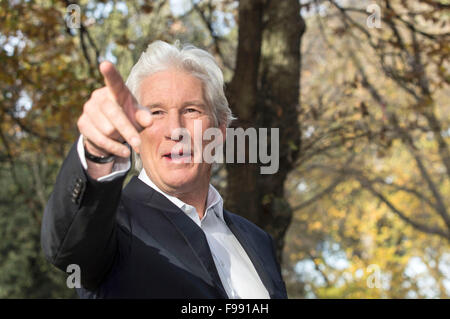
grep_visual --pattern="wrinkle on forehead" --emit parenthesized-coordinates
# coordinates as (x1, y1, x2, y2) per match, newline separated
(138, 69, 216, 125)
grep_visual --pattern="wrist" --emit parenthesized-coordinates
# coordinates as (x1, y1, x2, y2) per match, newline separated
(83, 138, 115, 164)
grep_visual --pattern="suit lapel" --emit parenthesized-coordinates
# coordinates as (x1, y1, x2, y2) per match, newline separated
(160, 204, 228, 298)
(223, 209, 276, 298)
(123, 177, 228, 298)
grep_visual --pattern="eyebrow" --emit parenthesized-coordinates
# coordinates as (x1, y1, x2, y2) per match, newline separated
(144, 103, 162, 109)
(182, 101, 207, 108)
(144, 101, 207, 109)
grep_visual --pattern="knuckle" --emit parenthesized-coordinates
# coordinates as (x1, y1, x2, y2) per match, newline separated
(114, 144, 124, 155)
(104, 104, 120, 118)
(82, 101, 92, 114)
(122, 126, 137, 139)
(90, 89, 99, 99)
(103, 108, 114, 119)
(90, 87, 107, 101)
(91, 88, 103, 98)
(77, 115, 85, 130)
(95, 138, 108, 149)
(102, 123, 116, 137)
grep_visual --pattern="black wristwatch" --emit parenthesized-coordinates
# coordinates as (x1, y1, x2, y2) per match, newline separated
(84, 145, 116, 164)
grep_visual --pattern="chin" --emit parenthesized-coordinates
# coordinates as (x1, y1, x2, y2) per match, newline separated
(161, 172, 198, 192)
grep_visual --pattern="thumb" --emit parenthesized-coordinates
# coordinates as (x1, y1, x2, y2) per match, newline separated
(135, 107, 153, 128)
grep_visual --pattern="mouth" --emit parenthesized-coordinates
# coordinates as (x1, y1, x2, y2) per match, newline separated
(162, 149, 193, 163)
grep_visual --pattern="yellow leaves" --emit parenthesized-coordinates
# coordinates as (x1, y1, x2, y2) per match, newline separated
(285, 0, 450, 298)
(286, 136, 449, 297)
(310, 221, 322, 231)
(328, 206, 346, 219)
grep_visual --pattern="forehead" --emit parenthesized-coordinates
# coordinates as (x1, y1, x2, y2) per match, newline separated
(139, 69, 205, 105)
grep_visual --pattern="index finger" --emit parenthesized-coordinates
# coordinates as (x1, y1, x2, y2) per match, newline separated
(102, 99, 142, 152)
(99, 61, 132, 107)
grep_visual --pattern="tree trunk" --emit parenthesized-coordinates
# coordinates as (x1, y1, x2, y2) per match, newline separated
(226, 0, 305, 264)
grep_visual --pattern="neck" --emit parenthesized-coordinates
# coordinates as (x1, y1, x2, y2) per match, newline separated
(140, 168, 211, 220)
(176, 183, 209, 219)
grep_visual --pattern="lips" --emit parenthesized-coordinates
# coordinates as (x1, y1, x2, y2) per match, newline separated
(163, 150, 191, 158)
(162, 149, 192, 162)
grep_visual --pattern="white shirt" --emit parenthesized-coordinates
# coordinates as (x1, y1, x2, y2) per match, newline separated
(77, 136, 270, 299)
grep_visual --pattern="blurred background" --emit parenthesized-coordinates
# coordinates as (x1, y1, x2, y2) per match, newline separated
(0, 0, 449, 298)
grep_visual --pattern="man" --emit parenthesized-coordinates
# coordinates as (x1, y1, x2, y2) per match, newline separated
(41, 41, 287, 298)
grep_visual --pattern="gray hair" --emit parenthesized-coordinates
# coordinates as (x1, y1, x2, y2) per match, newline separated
(125, 40, 235, 172)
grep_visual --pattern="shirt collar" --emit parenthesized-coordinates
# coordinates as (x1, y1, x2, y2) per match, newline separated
(138, 169, 224, 223)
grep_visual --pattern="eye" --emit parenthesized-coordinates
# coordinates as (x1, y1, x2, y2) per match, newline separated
(184, 108, 200, 114)
(151, 110, 164, 116)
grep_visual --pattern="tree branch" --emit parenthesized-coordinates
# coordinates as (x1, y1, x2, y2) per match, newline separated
(358, 175, 450, 240)
(191, 0, 234, 71)
(291, 176, 344, 212)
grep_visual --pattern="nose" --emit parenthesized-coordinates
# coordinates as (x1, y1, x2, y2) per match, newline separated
(164, 111, 185, 141)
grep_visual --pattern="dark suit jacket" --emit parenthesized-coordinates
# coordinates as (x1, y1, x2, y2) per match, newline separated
(41, 142, 288, 298)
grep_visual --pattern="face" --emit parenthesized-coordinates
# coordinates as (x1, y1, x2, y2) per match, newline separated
(138, 69, 225, 197)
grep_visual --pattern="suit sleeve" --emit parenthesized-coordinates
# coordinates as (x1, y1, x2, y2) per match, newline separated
(40, 141, 129, 291)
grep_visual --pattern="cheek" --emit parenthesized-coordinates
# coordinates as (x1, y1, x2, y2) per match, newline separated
(139, 128, 159, 157)
(186, 117, 214, 139)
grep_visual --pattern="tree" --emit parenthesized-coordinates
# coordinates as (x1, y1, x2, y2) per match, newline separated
(1, 0, 306, 296)
(283, 0, 450, 298)
(225, 0, 305, 263)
